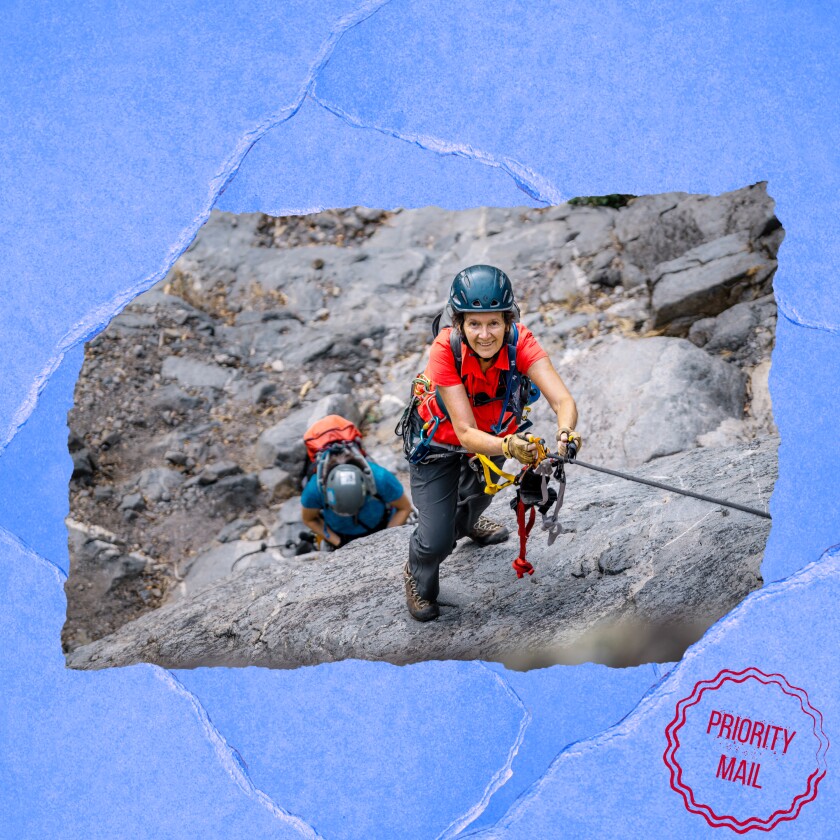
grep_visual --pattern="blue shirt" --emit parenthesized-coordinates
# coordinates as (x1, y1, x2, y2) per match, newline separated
(301, 461, 405, 536)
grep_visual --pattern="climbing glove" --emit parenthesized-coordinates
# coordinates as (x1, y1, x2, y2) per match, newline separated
(555, 427, 582, 458)
(502, 433, 538, 465)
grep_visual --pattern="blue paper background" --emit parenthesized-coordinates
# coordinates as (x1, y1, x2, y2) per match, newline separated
(2, 2, 838, 836)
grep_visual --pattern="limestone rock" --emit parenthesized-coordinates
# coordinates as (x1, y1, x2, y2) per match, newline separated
(177, 539, 269, 599)
(255, 405, 312, 471)
(651, 235, 776, 329)
(66, 439, 775, 671)
(134, 467, 183, 502)
(161, 356, 234, 390)
(748, 360, 777, 434)
(258, 467, 294, 503)
(256, 395, 362, 473)
(206, 473, 260, 515)
(150, 384, 200, 413)
(554, 336, 745, 467)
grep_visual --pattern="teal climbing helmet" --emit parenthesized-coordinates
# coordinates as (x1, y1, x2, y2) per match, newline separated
(448, 265, 516, 313)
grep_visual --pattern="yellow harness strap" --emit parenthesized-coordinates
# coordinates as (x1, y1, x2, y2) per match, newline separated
(475, 453, 518, 495)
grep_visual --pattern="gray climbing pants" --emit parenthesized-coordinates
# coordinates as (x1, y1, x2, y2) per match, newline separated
(407, 452, 506, 601)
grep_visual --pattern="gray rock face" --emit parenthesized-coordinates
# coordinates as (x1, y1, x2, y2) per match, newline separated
(316, 371, 355, 395)
(556, 336, 745, 467)
(150, 384, 201, 413)
(748, 361, 776, 434)
(697, 294, 776, 360)
(614, 192, 703, 273)
(256, 405, 314, 471)
(258, 467, 294, 502)
(134, 467, 183, 502)
(307, 394, 362, 427)
(178, 539, 268, 598)
(71, 449, 95, 480)
(66, 438, 775, 670)
(651, 235, 776, 329)
(206, 473, 260, 515)
(119, 493, 145, 512)
(66, 520, 148, 593)
(63, 519, 158, 649)
(161, 356, 234, 390)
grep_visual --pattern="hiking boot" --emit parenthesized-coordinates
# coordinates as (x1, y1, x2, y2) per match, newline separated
(467, 515, 510, 546)
(403, 562, 439, 622)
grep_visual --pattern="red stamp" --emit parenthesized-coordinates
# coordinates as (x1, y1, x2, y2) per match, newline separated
(664, 668, 829, 832)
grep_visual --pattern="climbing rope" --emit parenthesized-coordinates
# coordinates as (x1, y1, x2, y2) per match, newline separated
(496, 436, 770, 582)
(554, 450, 771, 520)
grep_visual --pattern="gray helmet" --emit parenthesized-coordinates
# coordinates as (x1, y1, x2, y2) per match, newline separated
(325, 464, 368, 516)
(449, 265, 516, 313)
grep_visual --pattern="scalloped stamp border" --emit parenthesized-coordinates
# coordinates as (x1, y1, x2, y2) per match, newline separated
(663, 667, 829, 832)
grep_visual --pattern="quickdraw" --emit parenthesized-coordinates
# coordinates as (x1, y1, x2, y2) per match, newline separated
(506, 437, 569, 580)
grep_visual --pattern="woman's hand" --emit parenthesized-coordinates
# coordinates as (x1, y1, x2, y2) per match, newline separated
(555, 427, 582, 457)
(503, 433, 539, 464)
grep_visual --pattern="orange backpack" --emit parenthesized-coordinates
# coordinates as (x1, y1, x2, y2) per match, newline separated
(302, 415, 377, 503)
(303, 415, 365, 461)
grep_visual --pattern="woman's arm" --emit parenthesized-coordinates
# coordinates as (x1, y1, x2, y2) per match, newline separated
(301, 506, 341, 547)
(387, 493, 414, 527)
(437, 355, 578, 458)
(436, 383, 515, 457)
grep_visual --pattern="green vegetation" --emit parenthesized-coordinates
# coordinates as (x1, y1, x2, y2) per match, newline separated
(568, 194, 637, 209)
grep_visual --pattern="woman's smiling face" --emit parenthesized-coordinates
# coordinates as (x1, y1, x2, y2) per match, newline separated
(462, 311, 507, 360)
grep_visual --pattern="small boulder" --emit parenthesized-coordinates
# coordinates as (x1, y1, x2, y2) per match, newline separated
(164, 450, 188, 466)
(258, 467, 294, 503)
(215, 517, 258, 544)
(119, 493, 146, 512)
(316, 371, 355, 396)
(161, 356, 233, 390)
(134, 467, 183, 503)
(206, 473, 260, 515)
(71, 449, 95, 480)
(151, 384, 200, 413)
(651, 235, 775, 329)
(255, 405, 312, 471)
(179, 539, 268, 598)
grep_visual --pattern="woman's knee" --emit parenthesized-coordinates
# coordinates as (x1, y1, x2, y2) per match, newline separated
(411, 517, 456, 562)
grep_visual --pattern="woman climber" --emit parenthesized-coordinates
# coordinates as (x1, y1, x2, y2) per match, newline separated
(399, 264, 581, 621)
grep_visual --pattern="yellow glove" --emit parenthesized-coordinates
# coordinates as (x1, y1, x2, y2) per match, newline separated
(556, 427, 582, 457)
(502, 433, 538, 465)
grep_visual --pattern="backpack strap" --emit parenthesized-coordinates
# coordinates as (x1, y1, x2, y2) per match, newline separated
(491, 323, 520, 434)
(449, 328, 463, 377)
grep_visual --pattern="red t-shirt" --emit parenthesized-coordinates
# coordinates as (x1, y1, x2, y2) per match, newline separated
(418, 324, 548, 446)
